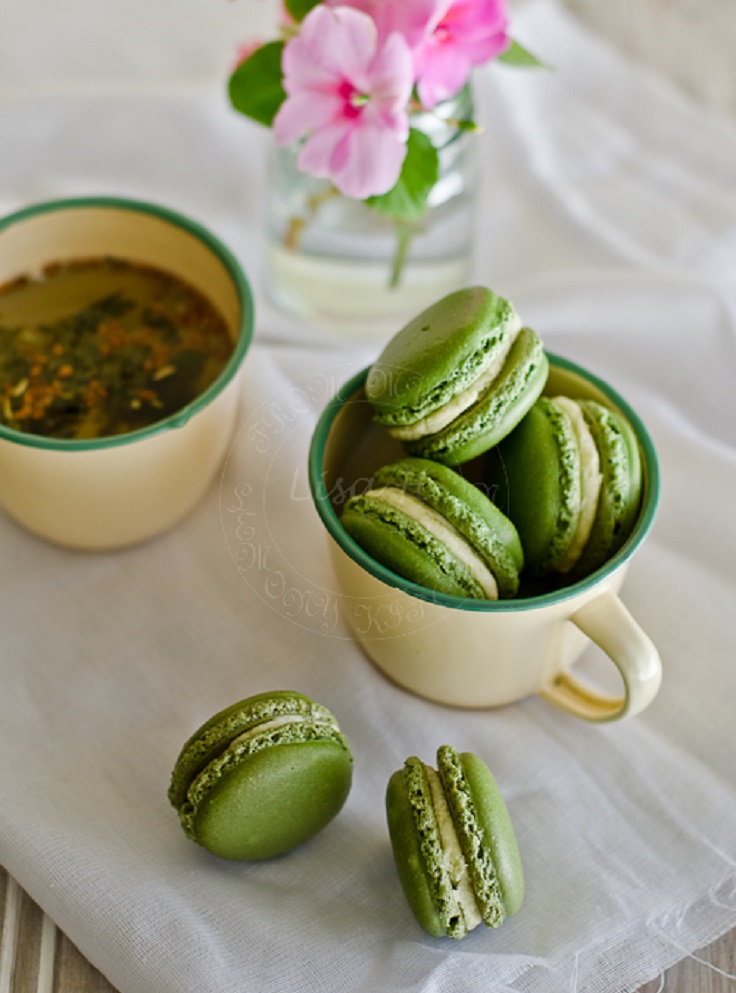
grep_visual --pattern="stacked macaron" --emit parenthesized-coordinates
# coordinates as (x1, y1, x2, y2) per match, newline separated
(341, 285, 643, 597)
(365, 285, 548, 466)
(168, 690, 353, 861)
(386, 745, 524, 939)
(487, 395, 643, 579)
(341, 457, 524, 600)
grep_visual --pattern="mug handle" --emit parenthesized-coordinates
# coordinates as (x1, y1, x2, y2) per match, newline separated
(541, 591, 662, 721)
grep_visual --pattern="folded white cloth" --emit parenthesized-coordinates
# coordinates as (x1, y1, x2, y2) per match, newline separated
(1, 3, 735, 993)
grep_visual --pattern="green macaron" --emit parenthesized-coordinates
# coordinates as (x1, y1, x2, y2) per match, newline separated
(168, 690, 353, 860)
(386, 745, 524, 939)
(365, 286, 549, 466)
(488, 395, 643, 578)
(340, 457, 523, 599)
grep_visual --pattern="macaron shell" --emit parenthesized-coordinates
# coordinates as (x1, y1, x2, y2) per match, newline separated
(407, 327, 549, 466)
(189, 739, 353, 860)
(457, 752, 524, 919)
(574, 400, 643, 577)
(168, 690, 332, 810)
(436, 746, 503, 927)
(341, 496, 486, 598)
(371, 458, 523, 597)
(385, 767, 449, 938)
(366, 287, 519, 428)
(488, 397, 580, 577)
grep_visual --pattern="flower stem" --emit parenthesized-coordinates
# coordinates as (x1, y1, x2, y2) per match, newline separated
(389, 223, 414, 289)
(284, 185, 341, 250)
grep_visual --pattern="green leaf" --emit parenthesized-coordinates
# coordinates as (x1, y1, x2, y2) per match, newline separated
(228, 41, 286, 127)
(366, 129, 439, 222)
(455, 119, 482, 133)
(498, 39, 548, 69)
(284, 0, 321, 20)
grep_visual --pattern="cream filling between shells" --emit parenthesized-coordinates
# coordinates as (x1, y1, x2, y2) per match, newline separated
(389, 316, 522, 442)
(230, 714, 338, 749)
(425, 766, 483, 932)
(553, 396, 603, 572)
(365, 486, 499, 599)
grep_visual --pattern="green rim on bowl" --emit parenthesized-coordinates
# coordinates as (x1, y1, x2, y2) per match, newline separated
(308, 354, 660, 613)
(0, 196, 254, 451)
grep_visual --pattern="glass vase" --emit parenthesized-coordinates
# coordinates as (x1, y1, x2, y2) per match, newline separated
(264, 88, 478, 337)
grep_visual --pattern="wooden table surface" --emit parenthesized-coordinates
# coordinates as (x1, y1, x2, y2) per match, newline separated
(2, 865, 734, 993)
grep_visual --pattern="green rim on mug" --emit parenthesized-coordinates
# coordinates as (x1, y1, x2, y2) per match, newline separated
(0, 196, 254, 451)
(308, 355, 660, 613)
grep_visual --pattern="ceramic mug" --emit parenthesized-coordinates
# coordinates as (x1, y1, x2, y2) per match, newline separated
(309, 356, 662, 722)
(0, 197, 253, 550)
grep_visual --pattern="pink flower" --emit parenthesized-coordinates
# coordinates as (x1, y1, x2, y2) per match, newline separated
(413, 0, 510, 108)
(273, 5, 414, 199)
(325, 0, 510, 109)
(323, 0, 439, 49)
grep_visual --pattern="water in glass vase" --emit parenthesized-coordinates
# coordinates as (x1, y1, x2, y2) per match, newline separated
(265, 90, 478, 338)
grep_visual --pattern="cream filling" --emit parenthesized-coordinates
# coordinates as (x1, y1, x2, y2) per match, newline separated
(425, 767, 483, 932)
(230, 714, 337, 749)
(390, 316, 522, 442)
(366, 487, 499, 599)
(554, 396, 603, 572)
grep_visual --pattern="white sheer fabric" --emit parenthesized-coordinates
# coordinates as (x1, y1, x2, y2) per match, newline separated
(1, 4, 735, 992)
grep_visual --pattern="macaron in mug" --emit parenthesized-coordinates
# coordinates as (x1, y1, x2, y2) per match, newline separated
(309, 355, 662, 722)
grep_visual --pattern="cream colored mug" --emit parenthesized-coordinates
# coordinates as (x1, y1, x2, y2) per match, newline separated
(309, 356, 662, 722)
(0, 197, 253, 550)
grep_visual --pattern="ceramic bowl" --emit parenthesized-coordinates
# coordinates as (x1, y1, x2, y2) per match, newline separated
(0, 196, 253, 550)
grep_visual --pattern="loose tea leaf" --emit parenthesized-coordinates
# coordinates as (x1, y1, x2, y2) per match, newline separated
(0, 257, 234, 440)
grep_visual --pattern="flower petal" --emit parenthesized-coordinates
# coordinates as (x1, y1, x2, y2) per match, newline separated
(323, 0, 441, 47)
(333, 9, 380, 81)
(304, 6, 378, 82)
(443, 0, 508, 39)
(273, 92, 340, 146)
(296, 123, 350, 178)
(416, 42, 471, 107)
(330, 123, 408, 198)
(367, 29, 414, 114)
